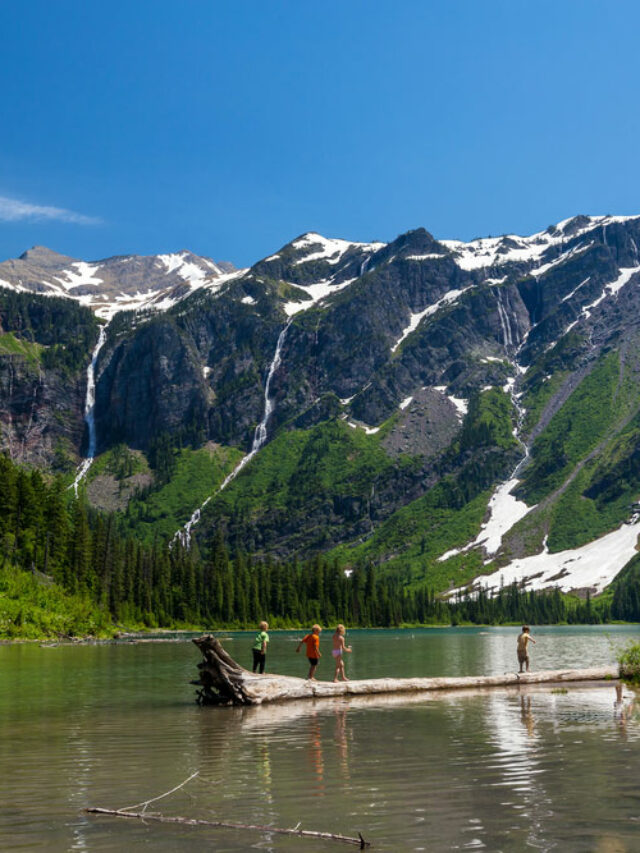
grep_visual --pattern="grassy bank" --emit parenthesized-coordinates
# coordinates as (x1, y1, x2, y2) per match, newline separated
(0, 566, 114, 640)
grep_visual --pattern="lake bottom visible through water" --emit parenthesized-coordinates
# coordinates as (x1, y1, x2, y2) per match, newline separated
(1, 626, 639, 851)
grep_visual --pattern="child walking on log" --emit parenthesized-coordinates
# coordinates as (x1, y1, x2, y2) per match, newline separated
(517, 625, 536, 673)
(296, 624, 322, 680)
(332, 624, 352, 682)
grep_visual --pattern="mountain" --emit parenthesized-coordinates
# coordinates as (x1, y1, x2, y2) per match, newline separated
(1, 216, 640, 599)
(0, 246, 236, 319)
(0, 247, 235, 467)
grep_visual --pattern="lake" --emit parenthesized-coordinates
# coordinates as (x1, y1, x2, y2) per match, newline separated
(1, 625, 639, 851)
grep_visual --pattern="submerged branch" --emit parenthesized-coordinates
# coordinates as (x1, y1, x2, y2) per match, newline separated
(119, 771, 199, 814)
(85, 808, 371, 848)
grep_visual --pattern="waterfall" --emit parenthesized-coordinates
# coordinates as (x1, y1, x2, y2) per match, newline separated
(250, 320, 291, 453)
(176, 319, 293, 546)
(496, 290, 513, 349)
(20, 380, 40, 460)
(359, 255, 371, 276)
(71, 323, 108, 495)
(439, 300, 533, 562)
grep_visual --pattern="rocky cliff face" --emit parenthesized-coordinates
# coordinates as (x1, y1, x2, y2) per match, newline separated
(92, 217, 640, 454)
(2, 215, 640, 592)
(0, 292, 98, 468)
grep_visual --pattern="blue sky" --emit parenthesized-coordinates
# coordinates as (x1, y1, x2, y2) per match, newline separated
(2, 0, 640, 267)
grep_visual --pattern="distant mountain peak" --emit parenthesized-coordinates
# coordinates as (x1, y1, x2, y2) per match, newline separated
(18, 245, 77, 268)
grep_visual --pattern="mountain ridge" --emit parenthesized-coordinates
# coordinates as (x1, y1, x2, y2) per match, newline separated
(1, 213, 640, 599)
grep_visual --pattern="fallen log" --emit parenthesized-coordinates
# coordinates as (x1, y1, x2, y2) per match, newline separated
(85, 808, 370, 848)
(192, 635, 619, 706)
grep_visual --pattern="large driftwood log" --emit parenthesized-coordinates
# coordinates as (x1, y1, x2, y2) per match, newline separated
(192, 635, 248, 704)
(192, 635, 619, 706)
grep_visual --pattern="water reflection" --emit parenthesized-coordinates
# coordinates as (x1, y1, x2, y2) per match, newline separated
(613, 682, 636, 739)
(520, 694, 536, 738)
(487, 693, 550, 850)
(334, 705, 350, 779)
(2, 629, 640, 852)
(307, 711, 325, 794)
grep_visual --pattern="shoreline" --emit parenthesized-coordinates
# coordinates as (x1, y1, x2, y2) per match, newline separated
(2, 620, 639, 646)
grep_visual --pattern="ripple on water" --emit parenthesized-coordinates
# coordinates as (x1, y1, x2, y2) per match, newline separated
(1, 631, 640, 851)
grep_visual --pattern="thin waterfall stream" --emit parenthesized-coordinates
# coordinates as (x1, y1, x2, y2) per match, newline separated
(71, 323, 108, 495)
(176, 319, 293, 545)
(439, 289, 532, 561)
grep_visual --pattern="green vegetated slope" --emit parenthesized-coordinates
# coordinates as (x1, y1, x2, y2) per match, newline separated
(548, 407, 640, 551)
(519, 330, 586, 432)
(204, 418, 416, 554)
(196, 387, 518, 591)
(0, 564, 112, 639)
(325, 389, 518, 589)
(0, 332, 43, 364)
(519, 351, 623, 503)
(89, 442, 245, 544)
(609, 552, 640, 622)
(328, 488, 491, 590)
(511, 346, 640, 553)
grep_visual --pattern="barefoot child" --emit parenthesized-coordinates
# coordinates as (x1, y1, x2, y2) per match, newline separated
(332, 624, 352, 682)
(517, 625, 536, 673)
(296, 624, 322, 680)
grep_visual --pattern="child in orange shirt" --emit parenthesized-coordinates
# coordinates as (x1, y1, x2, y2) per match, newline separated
(296, 624, 322, 680)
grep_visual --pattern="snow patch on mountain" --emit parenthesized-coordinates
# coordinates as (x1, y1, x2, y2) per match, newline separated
(531, 243, 594, 278)
(434, 386, 468, 417)
(283, 277, 356, 316)
(292, 233, 385, 266)
(440, 479, 533, 563)
(448, 395, 468, 417)
(405, 253, 448, 261)
(441, 215, 640, 272)
(450, 519, 640, 595)
(157, 252, 220, 285)
(55, 262, 104, 289)
(562, 276, 591, 302)
(555, 265, 640, 341)
(391, 287, 472, 353)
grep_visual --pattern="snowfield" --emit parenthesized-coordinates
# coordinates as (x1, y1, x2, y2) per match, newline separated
(449, 519, 640, 596)
(439, 478, 533, 563)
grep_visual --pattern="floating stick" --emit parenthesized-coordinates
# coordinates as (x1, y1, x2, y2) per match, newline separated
(85, 807, 371, 848)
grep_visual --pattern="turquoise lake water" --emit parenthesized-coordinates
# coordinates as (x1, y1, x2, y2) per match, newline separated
(1, 625, 639, 851)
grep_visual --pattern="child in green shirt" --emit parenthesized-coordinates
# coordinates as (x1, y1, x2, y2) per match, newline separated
(252, 621, 269, 673)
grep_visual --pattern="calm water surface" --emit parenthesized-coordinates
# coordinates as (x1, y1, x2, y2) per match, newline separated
(1, 626, 639, 852)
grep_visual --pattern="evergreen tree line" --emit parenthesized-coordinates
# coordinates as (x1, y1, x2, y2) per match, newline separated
(0, 452, 638, 630)
(0, 288, 99, 375)
(610, 554, 640, 622)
